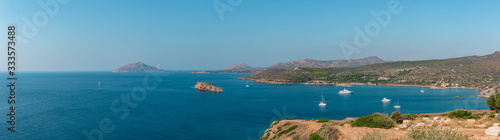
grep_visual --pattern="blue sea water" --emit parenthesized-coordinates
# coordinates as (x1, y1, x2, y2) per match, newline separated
(0, 71, 488, 140)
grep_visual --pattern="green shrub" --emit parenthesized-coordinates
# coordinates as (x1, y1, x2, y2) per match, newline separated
(390, 111, 403, 123)
(402, 114, 417, 120)
(403, 128, 473, 140)
(419, 114, 430, 117)
(287, 132, 296, 137)
(446, 109, 472, 119)
(282, 123, 290, 127)
(319, 125, 341, 140)
(339, 122, 345, 126)
(309, 133, 324, 140)
(487, 95, 497, 111)
(286, 117, 293, 120)
(495, 93, 500, 109)
(272, 125, 298, 139)
(316, 118, 329, 123)
(352, 113, 395, 129)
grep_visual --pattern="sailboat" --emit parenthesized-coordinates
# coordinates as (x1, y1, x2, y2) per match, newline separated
(319, 94, 326, 106)
(420, 87, 425, 93)
(246, 82, 249, 88)
(98, 81, 101, 88)
(394, 99, 401, 109)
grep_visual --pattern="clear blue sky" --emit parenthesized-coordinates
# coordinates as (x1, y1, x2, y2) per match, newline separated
(0, 0, 499, 71)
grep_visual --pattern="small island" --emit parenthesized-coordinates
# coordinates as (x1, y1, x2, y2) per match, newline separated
(195, 81, 223, 92)
(113, 62, 169, 72)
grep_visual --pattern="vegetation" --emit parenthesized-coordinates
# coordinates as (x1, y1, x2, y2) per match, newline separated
(243, 52, 500, 89)
(359, 130, 386, 140)
(357, 128, 474, 140)
(488, 93, 500, 112)
(309, 133, 324, 140)
(403, 128, 474, 140)
(318, 125, 341, 140)
(352, 113, 395, 129)
(390, 111, 403, 124)
(272, 125, 298, 139)
(270, 120, 281, 128)
(487, 95, 497, 111)
(286, 117, 293, 120)
(445, 109, 473, 119)
(316, 118, 329, 123)
(282, 123, 290, 127)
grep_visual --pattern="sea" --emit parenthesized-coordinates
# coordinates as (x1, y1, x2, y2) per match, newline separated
(0, 71, 488, 140)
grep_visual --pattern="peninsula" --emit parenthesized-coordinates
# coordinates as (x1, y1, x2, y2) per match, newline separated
(239, 51, 500, 95)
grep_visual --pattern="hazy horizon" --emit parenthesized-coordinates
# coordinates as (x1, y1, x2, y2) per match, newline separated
(1, 0, 499, 71)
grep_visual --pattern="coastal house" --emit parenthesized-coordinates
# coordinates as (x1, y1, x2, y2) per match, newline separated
(441, 83, 448, 87)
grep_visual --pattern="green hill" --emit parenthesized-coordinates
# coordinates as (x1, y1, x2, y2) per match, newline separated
(240, 51, 500, 89)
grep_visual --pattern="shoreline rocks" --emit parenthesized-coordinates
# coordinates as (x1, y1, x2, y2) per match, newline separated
(195, 81, 223, 93)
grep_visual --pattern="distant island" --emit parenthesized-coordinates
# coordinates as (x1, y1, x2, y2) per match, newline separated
(190, 56, 384, 74)
(191, 63, 266, 74)
(239, 51, 500, 95)
(113, 62, 170, 72)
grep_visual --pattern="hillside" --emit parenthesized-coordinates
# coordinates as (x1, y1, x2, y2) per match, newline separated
(191, 56, 384, 74)
(223, 63, 252, 70)
(269, 56, 384, 70)
(191, 63, 266, 74)
(240, 51, 500, 90)
(112, 62, 168, 72)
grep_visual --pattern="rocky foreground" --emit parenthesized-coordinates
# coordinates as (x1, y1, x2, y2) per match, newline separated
(261, 110, 500, 140)
(194, 81, 223, 92)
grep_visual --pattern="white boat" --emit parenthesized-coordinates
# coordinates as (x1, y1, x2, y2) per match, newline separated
(420, 87, 425, 93)
(338, 88, 352, 94)
(319, 94, 326, 106)
(98, 81, 100, 87)
(246, 82, 250, 88)
(382, 97, 391, 102)
(394, 99, 401, 109)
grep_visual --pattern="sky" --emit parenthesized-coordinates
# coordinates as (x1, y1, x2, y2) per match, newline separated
(0, 0, 499, 71)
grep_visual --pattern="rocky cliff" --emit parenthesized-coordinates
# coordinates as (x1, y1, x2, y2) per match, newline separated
(195, 81, 223, 92)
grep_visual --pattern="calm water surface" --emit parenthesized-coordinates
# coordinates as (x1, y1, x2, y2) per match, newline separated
(0, 72, 487, 139)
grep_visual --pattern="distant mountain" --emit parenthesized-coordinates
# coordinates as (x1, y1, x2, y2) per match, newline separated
(113, 62, 168, 72)
(223, 63, 252, 70)
(269, 56, 385, 70)
(191, 63, 266, 74)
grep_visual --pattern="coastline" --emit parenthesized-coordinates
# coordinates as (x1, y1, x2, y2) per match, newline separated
(238, 77, 484, 92)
